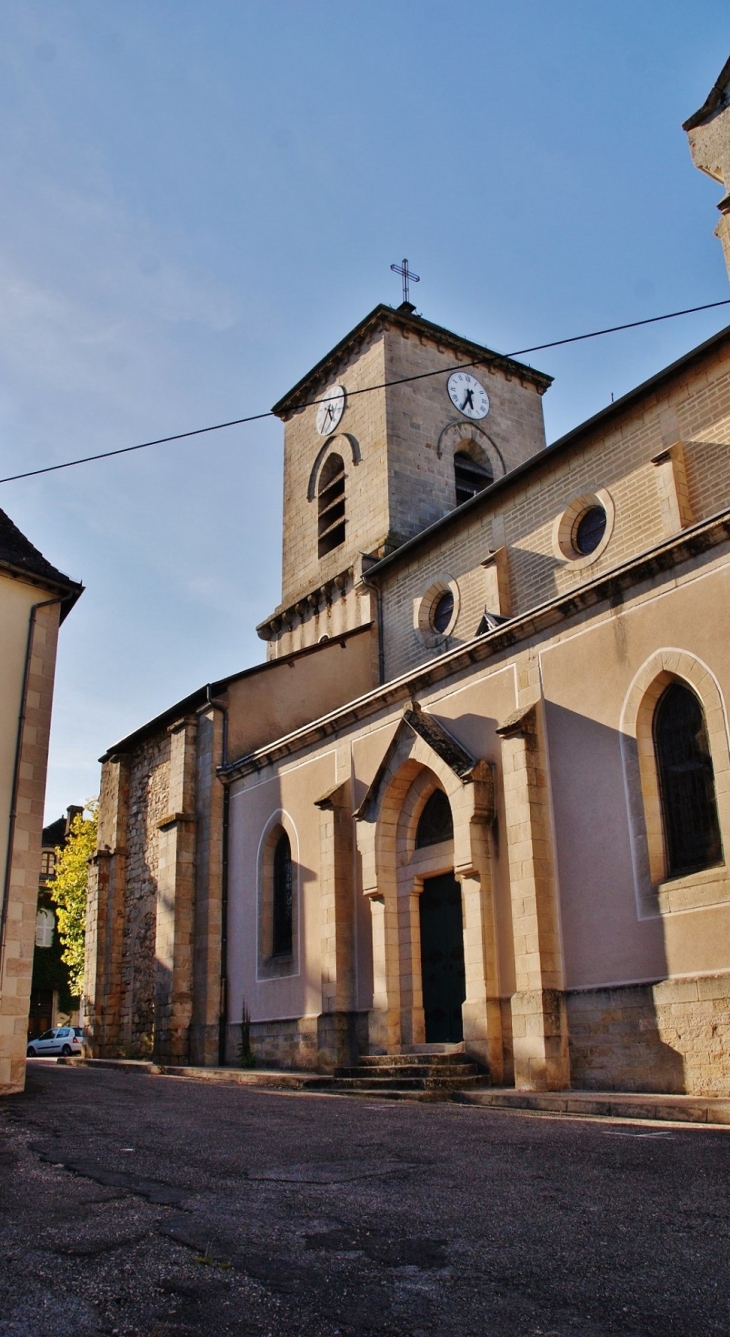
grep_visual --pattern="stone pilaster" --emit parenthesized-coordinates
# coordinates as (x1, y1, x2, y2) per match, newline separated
(497, 701, 569, 1091)
(153, 716, 198, 1062)
(315, 780, 359, 1068)
(651, 442, 693, 535)
(83, 754, 129, 1055)
(190, 703, 225, 1067)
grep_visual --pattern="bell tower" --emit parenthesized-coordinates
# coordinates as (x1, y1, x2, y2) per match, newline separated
(256, 303, 552, 659)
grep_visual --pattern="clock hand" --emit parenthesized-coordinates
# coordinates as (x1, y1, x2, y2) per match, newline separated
(460, 388, 475, 411)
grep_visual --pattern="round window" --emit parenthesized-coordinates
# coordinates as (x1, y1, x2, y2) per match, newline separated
(572, 505, 607, 556)
(431, 590, 454, 634)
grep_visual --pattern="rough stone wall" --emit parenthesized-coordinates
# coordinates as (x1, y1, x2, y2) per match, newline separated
(383, 322, 547, 547)
(567, 974, 730, 1096)
(280, 336, 389, 608)
(227, 1012, 369, 1073)
(118, 732, 170, 1056)
(380, 341, 730, 680)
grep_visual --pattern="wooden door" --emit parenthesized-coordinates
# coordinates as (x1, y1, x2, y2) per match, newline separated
(419, 873, 466, 1043)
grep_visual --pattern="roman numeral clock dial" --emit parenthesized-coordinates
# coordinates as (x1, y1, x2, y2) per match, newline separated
(447, 371, 489, 420)
(316, 385, 346, 435)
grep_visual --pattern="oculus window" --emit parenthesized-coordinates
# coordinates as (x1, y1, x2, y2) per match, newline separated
(572, 505, 606, 556)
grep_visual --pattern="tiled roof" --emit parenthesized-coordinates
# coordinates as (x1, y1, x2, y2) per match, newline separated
(0, 509, 82, 598)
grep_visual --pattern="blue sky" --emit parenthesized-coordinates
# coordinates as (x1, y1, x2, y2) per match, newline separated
(0, 3, 727, 819)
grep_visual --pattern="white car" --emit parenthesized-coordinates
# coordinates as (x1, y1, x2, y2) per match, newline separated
(27, 1026, 83, 1058)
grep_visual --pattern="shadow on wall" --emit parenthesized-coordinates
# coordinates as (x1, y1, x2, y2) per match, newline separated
(544, 699, 686, 1093)
(566, 985, 685, 1094)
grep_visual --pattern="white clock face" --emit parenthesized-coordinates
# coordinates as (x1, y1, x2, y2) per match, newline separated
(316, 384, 346, 436)
(447, 371, 489, 420)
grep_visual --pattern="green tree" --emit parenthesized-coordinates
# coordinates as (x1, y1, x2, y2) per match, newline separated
(49, 801, 98, 996)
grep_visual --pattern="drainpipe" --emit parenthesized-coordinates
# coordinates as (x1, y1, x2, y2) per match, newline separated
(205, 685, 229, 1067)
(358, 565, 385, 686)
(0, 595, 65, 996)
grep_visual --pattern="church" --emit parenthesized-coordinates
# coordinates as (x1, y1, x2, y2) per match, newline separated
(84, 60, 730, 1095)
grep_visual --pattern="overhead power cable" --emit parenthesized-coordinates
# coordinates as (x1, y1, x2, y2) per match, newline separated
(2, 296, 730, 486)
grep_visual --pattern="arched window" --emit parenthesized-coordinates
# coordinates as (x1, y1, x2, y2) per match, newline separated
(454, 451, 492, 507)
(416, 789, 454, 848)
(272, 831, 293, 956)
(654, 683, 723, 878)
(318, 453, 346, 557)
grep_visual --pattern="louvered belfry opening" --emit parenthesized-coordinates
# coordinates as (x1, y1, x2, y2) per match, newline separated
(653, 682, 723, 878)
(272, 831, 293, 957)
(317, 453, 346, 557)
(454, 450, 492, 507)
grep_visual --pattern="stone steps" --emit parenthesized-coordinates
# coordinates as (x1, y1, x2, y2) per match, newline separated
(324, 1052, 488, 1097)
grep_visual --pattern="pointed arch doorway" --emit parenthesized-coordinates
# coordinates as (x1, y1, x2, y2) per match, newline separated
(419, 872, 466, 1043)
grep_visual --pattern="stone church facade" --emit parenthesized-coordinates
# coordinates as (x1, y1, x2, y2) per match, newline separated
(85, 62, 730, 1094)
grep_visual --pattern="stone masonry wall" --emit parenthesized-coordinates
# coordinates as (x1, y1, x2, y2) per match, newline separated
(567, 974, 730, 1096)
(380, 340, 730, 681)
(118, 732, 170, 1056)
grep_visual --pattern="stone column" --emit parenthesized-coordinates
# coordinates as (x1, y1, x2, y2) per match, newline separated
(496, 702, 569, 1091)
(452, 761, 502, 1075)
(153, 716, 198, 1062)
(315, 780, 358, 1069)
(83, 754, 129, 1056)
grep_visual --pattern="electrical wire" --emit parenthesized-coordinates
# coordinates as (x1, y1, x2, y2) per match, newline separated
(2, 296, 729, 486)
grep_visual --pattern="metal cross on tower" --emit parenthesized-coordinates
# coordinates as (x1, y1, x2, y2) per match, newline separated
(390, 257, 420, 306)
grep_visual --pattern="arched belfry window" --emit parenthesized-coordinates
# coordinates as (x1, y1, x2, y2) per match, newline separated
(454, 451, 492, 507)
(272, 831, 293, 956)
(318, 453, 346, 557)
(416, 789, 454, 848)
(654, 683, 723, 878)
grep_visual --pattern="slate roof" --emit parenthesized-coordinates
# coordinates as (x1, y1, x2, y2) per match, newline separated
(0, 508, 83, 615)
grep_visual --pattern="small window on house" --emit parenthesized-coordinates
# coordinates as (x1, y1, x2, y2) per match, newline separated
(416, 790, 454, 848)
(318, 453, 346, 558)
(272, 831, 293, 956)
(35, 907, 54, 949)
(654, 683, 723, 878)
(454, 451, 492, 507)
(40, 850, 55, 877)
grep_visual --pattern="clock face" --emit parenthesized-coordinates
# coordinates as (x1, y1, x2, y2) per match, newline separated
(447, 371, 489, 420)
(316, 384, 346, 436)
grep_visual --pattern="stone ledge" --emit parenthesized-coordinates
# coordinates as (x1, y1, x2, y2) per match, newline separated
(453, 1088, 730, 1125)
(54, 1057, 330, 1088)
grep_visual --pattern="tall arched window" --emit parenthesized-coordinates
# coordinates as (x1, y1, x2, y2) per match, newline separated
(654, 683, 723, 877)
(454, 451, 492, 507)
(416, 789, 454, 848)
(272, 831, 293, 956)
(318, 453, 346, 557)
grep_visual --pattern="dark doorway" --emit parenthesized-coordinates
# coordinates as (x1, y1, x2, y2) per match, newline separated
(28, 988, 54, 1040)
(419, 873, 466, 1043)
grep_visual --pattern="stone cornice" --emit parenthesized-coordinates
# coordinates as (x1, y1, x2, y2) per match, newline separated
(270, 303, 552, 420)
(219, 506, 730, 783)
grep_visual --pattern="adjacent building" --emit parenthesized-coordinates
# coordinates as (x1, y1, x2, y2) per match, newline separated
(0, 513, 82, 1095)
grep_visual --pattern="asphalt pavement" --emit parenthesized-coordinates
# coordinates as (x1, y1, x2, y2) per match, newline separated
(1, 1061, 729, 1337)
